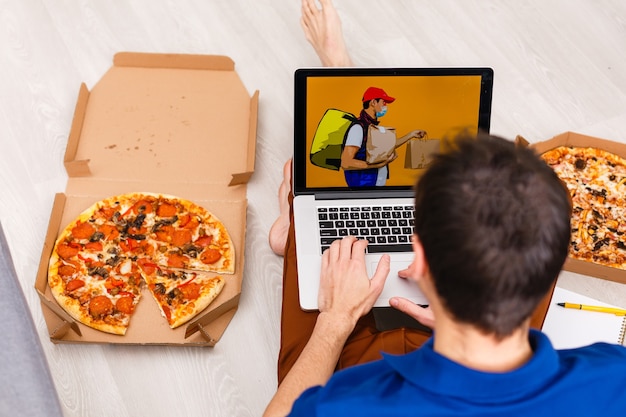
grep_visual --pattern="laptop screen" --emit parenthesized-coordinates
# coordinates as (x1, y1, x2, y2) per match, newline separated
(293, 67, 494, 195)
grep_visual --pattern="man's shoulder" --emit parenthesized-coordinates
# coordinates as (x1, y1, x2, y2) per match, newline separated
(559, 342, 626, 362)
(556, 342, 626, 381)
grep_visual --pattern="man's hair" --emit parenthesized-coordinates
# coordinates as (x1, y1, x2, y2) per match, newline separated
(413, 134, 571, 337)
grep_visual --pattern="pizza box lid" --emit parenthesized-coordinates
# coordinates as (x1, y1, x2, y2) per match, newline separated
(519, 131, 626, 287)
(34, 52, 258, 346)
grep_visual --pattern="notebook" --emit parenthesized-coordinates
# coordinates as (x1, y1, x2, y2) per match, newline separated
(292, 67, 494, 310)
(542, 284, 626, 349)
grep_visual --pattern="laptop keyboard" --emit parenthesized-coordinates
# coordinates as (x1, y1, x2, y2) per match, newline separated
(317, 205, 414, 254)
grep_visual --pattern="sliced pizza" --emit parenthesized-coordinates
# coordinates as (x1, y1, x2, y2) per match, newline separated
(48, 192, 233, 335)
(142, 266, 226, 329)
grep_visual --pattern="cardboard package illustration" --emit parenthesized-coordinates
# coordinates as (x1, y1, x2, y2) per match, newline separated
(404, 137, 440, 169)
(366, 125, 397, 164)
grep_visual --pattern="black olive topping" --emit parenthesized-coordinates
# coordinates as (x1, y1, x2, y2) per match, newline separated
(574, 158, 586, 170)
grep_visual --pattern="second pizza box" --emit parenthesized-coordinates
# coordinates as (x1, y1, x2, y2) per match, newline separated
(524, 131, 626, 286)
(34, 52, 258, 346)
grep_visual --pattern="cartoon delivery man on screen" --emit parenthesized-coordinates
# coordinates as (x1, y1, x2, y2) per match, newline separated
(341, 87, 426, 187)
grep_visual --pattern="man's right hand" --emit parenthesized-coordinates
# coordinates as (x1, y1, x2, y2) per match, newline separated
(318, 236, 389, 326)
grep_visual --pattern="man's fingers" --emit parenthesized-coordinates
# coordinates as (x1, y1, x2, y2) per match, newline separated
(370, 254, 390, 294)
(390, 297, 435, 329)
(322, 236, 364, 274)
(397, 267, 411, 279)
(325, 236, 347, 262)
(339, 235, 359, 260)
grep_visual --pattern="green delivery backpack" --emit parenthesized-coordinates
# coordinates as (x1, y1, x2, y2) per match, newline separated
(310, 109, 358, 170)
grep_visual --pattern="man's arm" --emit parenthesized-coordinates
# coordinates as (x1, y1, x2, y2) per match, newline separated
(264, 237, 389, 417)
(263, 313, 353, 417)
(395, 129, 427, 148)
(341, 146, 395, 170)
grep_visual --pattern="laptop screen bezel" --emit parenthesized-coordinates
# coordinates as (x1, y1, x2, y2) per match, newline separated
(292, 67, 494, 196)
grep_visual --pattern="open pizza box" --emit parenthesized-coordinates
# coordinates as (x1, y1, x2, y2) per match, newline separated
(34, 52, 258, 346)
(519, 131, 626, 287)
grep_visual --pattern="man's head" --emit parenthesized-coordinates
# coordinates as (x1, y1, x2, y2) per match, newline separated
(362, 87, 395, 112)
(413, 134, 571, 337)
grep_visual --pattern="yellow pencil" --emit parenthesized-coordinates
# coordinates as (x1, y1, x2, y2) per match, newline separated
(558, 302, 626, 316)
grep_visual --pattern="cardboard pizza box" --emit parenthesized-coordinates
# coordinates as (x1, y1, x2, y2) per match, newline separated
(520, 131, 626, 287)
(34, 52, 258, 346)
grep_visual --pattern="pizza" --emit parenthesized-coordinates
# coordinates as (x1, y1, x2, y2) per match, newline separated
(541, 146, 626, 268)
(48, 192, 234, 335)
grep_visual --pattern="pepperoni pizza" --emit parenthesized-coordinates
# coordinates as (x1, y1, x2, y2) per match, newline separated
(48, 192, 233, 335)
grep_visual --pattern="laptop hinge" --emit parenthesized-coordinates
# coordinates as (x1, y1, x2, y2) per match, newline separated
(315, 190, 413, 200)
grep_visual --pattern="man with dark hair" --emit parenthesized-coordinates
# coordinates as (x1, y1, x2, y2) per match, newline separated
(412, 134, 572, 337)
(264, 134, 626, 416)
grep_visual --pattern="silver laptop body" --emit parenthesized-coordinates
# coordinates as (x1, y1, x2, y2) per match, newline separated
(292, 67, 494, 310)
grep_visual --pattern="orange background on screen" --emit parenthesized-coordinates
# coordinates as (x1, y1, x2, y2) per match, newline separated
(305, 75, 482, 187)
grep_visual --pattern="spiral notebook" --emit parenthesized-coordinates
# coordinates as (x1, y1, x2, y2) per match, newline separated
(542, 286, 626, 349)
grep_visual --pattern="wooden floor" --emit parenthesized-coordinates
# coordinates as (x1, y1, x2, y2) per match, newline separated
(1, 0, 626, 415)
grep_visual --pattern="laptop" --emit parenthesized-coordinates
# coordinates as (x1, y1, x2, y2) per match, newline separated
(292, 67, 494, 311)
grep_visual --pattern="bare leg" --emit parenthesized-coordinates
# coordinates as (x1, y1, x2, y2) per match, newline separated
(269, 159, 293, 256)
(269, 0, 353, 256)
(300, 0, 353, 67)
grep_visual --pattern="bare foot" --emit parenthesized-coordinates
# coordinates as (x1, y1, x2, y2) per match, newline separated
(300, 0, 353, 67)
(269, 159, 293, 256)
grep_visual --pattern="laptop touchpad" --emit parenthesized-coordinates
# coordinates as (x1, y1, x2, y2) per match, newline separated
(368, 259, 429, 306)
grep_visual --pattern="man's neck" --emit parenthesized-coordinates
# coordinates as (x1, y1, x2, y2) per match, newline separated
(364, 107, 376, 119)
(433, 317, 533, 373)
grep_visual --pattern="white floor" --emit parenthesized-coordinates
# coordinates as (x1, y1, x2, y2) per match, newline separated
(1, 0, 626, 416)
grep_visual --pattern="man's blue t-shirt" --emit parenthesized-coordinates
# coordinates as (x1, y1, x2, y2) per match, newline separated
(289, 330, 626, 416)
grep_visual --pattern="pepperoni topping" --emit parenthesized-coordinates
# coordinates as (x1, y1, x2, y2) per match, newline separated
(98, 224, 119, 241)
(65, 279, 85, 292)
(194, 235, 213, 247)
(115, 296, 135, 315)
(89, 295, 113, 318)
(171, 229, 192, 246)
(72, 222, 96, 240)
(179, 282, 201, 301)
(84, 241, 103, 252)
(157, 202, 177, 217)
(57, 242, 80, 259)
(167, 253, 188, 268)
(58, 264, 76, 277)
(137, 258, 159, 275)
(124, 200, 153, 216)
(200, 248, 222, 265)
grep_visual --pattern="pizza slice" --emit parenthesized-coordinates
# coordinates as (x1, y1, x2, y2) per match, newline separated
(140, 264, 226, 328)
(49, 240, 143, 335)
(149, 195, 235, 274)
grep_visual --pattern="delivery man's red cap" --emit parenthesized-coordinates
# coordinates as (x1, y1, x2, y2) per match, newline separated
(362, 87, 395, 103)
